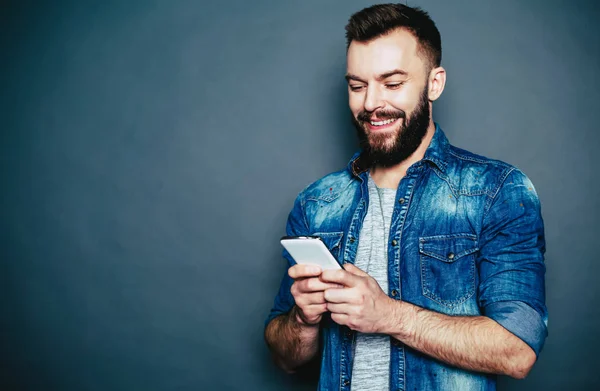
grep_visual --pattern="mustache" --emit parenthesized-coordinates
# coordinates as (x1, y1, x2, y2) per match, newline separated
(357, 109, 406, 123)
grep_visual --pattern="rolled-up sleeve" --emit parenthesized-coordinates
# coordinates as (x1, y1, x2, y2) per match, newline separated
(265, 193, 309, 327)
(478, 169, 548, 356)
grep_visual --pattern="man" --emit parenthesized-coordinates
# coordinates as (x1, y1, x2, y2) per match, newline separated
(264, 3, 547, 390)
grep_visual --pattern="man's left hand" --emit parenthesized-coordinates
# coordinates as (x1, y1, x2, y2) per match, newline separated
(321, 263, 395, 334)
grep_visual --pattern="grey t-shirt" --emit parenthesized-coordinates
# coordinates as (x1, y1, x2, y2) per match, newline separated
(350, 175, 396, 391)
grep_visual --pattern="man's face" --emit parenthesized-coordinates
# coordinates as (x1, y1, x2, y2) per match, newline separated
(347, 29, 431, 167)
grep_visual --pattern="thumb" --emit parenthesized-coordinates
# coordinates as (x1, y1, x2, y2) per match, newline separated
(343, 262, 369, 277)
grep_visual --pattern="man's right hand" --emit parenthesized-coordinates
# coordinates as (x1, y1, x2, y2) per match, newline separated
(288, 264, 342, 326)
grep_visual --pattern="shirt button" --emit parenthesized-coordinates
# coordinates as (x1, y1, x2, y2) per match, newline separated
(349, 237, 355, 243)
(343, 379, 350, 386)
(391, 289, 398, 297)
(398, 198, 405, 204)
(391, 239, 398, 246)
(448, 252, 455, 260)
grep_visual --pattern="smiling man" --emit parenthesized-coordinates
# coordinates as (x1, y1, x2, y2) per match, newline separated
(265, 4, 547, 391)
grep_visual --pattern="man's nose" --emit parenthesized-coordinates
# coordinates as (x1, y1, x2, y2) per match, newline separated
(363, 86, 384, 113)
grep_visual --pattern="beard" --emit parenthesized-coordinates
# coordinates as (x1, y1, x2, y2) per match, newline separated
(352, 86, 431, 168)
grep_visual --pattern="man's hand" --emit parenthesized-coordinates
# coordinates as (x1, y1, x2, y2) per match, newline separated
(321, 263, 395, 333)
(289, 264, 342, 326)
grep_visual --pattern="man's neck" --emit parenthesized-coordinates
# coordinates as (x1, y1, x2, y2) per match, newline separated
(370, 122, 436, 189)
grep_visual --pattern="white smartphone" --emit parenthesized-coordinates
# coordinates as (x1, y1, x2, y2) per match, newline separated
(280, 236, 342, 270)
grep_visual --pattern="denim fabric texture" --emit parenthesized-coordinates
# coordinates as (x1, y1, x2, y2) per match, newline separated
(267, 125, 547, 391)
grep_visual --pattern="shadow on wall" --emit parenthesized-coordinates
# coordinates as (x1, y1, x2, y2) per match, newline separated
(331, 76, 359, 159)
(433, 74, 455, 138)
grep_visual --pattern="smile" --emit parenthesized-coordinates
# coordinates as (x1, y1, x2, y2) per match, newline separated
(365, 118, 401, 131)
(370, 118, 397, 126)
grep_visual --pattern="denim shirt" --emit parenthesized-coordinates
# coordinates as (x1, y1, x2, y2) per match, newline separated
(267, 125, 548, 391)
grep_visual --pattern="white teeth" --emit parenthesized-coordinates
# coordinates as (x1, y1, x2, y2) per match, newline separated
(370, 118, 396, 126)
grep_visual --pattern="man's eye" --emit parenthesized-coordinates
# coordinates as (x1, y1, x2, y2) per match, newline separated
(386, 82, 404, 89)
(349, 85, 365, 92)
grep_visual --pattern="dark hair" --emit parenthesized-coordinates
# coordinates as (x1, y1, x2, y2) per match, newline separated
(345, 3, 442, 70)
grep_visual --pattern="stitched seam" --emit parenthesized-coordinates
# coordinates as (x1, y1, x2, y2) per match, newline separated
(306, 177, 355, 202)
(420, 236, 478, 308)
(420, 247, 479, 262)
(343, 195, 367, 263)
(430, 167, 459, 198)
(394, 173, 420, 302)
(430, 166, 493, 197)
(419, 233, 477, 241)
(483, 167, 515, 216)
(300, 197, 310, 233)
(449, 149, 499, 165)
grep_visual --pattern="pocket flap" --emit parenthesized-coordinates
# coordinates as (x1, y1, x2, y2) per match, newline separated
(419, 234, 478, 263)
(314, 231, 344, 251)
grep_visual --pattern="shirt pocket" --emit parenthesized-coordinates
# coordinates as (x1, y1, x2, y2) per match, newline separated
(419, 233, 479, 307)
(313, 231, 344, 263)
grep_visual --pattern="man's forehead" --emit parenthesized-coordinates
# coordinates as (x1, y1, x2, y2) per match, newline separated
(346, 29, 422, 77)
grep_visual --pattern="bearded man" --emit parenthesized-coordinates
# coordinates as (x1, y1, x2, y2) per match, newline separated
(265, 4, 547, 390)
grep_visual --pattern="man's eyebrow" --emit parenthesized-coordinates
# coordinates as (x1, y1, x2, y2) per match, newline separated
(376, 69, 408, 80)
(345, 69, 409, 83)
(345, 73, 366, 83)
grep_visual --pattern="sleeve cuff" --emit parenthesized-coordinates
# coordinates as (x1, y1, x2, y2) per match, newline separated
(485, 301, 548, 356)
(265, 310, 284, 328)
(264, 262, 296, 328)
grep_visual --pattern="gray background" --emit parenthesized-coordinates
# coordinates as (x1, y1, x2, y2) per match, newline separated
(1, 0, 599, 390)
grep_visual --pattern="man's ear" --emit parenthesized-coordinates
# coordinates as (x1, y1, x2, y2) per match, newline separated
(428, 66, 446, 101)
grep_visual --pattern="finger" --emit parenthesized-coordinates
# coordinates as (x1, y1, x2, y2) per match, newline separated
(296, 303, 328, 323)
(298, 304, 327, 318)
(297, 277, 343, 293)
(288, 264, 322, 279)
(343, 263, 369, 277)
(330, 312, 349, 326)
(323, 287, 355, 303)
(299, 303, 328, 316)
(326, 302, 353, 315)
(321, 269, 361, 287)
(294, 291, 326, 306)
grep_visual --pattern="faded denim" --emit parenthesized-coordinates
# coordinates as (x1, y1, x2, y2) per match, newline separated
(267, 125, 547, 391)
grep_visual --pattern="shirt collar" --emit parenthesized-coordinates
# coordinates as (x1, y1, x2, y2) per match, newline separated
(422, 123, 449, 172)
(348, 123, 450, 177)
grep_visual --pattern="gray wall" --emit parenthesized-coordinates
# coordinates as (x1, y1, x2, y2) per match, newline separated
(1, 0, 599, 390)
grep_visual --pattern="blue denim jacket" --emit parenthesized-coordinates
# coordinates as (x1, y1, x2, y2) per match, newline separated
(267, 125, 547, 391)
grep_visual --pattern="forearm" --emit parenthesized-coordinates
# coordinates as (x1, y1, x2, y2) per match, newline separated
(264, 306, 320, 373)
(388, 301, 536, 379)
